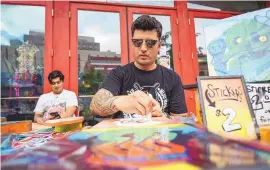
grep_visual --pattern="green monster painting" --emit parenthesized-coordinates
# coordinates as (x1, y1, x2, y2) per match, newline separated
(207, 10, 270, 82)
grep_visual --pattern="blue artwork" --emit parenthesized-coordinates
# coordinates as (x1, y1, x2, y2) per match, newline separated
(205, 8, 270, 82)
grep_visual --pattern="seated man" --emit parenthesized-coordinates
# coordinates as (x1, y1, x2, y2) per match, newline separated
(90, 15, 187, 119)
(34, 70, 78, 125)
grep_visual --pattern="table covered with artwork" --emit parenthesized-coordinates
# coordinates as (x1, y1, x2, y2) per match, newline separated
(1, 123, 75, 158)
(1, 117, 270, 170)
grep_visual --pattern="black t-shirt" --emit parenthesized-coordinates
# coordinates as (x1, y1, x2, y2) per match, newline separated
(102, 62, 187, 118)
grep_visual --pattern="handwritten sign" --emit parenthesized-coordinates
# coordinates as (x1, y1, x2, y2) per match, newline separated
(247, 83, 270, 126)
(197, 76, 259, 140)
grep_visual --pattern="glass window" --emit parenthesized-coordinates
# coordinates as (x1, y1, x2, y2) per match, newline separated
(77, 10, 121, 118)
(194, 18, 220, 76)
(119, 0, 174, 7)
(1, 4, 45, 120)
(101, 0, 174, 7)
(188, 1, 268, 12)
(134, 14, 174, 70)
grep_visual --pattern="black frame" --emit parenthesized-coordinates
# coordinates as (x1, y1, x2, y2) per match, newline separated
(197, 76, 260, 139)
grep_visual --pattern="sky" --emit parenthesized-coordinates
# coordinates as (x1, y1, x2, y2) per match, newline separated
(78, 11, 173, 55)
(194, 18, 220, 55)
(78, 11, 121, 54)
(1, 5, 45, 46)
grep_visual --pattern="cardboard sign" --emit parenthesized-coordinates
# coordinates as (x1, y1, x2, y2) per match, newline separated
(197, 76, 260, 140)
(246, 83, 270, 126)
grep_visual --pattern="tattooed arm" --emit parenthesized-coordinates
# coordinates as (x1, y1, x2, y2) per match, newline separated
(90, 88, 120, 117)
(90, 88, 156, 117)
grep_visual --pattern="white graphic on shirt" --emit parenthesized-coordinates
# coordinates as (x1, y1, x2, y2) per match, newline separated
(125, 83, 168, 118)
(43, 98, 66, 119)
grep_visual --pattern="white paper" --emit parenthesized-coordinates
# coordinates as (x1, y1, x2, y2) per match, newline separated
(247, 83, 270, 126)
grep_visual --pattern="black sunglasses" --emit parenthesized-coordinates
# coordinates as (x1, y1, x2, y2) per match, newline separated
(132, 39, 158, 48)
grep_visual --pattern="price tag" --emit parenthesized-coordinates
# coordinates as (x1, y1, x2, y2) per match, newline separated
(246, 83, 270, 126)
(197, 76, 260, 140)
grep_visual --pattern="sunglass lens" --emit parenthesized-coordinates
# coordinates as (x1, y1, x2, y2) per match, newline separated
(146, 40, 157, 48)
(132, 39, 143, 47)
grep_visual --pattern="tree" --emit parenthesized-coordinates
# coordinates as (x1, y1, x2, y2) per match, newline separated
(160, 31, 174, 69)
(195, 32, 204, 56)
(79, 68, 106, 95)
(198, 47, 203, 55)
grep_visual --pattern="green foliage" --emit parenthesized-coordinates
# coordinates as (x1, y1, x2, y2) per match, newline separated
(79, 68, 106, 95)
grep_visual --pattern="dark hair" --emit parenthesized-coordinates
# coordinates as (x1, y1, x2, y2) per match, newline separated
(131, 15, 162, 40)
(48, 70, 64, 83)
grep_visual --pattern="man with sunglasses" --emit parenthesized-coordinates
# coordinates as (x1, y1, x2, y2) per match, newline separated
(90, 15, 187, 119)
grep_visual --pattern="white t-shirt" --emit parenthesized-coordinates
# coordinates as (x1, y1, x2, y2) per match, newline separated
(34, 89, 78, 118)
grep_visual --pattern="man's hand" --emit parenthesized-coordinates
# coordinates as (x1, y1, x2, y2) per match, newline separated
(90, 89, 158, 117)
(40, 112, 57, 122)
(36, 117, 45, 124)
(151, 99, 163, 117)
(59, 106, 77, 118)
(113, 90, 156, 116)
(34, 113, 46, 125)
(34, 112, 45, 125)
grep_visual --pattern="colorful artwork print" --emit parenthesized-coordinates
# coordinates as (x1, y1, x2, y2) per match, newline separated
(0, 130, 73, 162)
(2, 124, 270, 170)
(204, 8, 270, 82)
(16, 41, 39, 74)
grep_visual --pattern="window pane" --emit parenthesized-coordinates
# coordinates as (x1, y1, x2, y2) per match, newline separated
(134, 14, 174, 70)
(78, 10, 121, 117)
(188, 1, 268, 12)
(194, 18, 220, 76)
(97, 0, 174, 7)
(1, 98, 38, 121)
(118, 0, 174, 7)
(1, 5, 45, 118)
(188, 2, 221, 11)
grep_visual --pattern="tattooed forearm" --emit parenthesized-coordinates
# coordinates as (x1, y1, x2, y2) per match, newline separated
(90, 88, 119, 116)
